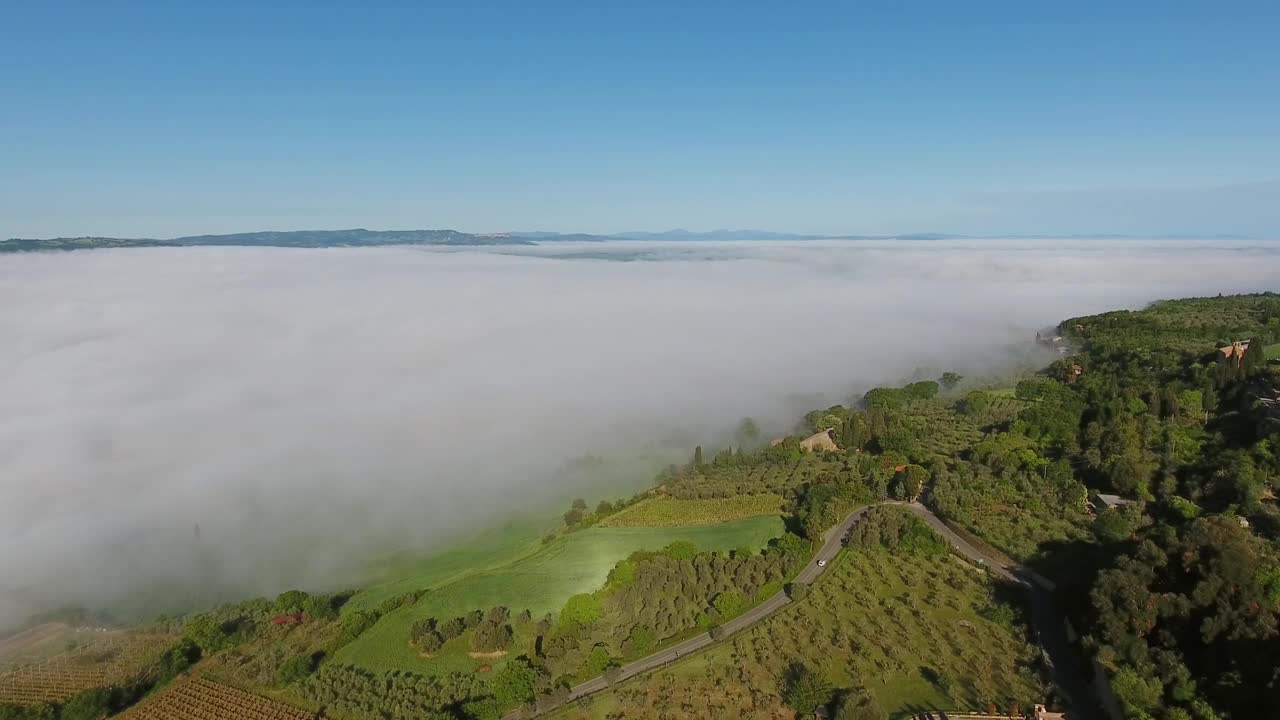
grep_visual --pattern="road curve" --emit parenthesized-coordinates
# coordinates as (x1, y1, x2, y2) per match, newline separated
(504, 501, 1088, 719)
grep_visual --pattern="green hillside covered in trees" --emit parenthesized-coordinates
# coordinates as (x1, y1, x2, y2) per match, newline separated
(6, 292, 1280, 720)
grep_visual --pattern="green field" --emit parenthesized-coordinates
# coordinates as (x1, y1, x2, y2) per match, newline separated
(335, 515, 784, 674)
(548, 545, 1044, 720)
(349, 518, 551, 614)
(598, 494, 784, 527)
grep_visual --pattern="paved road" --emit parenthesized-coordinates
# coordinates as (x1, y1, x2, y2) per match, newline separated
(902, 502, 1098, 717)
(502, 505, 874, 718)
(504, 502, 1091, 719)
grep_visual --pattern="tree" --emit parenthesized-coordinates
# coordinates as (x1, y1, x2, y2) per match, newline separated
(693, 445, 704, 467)
(337, 610, 381, 645)
(461, 698, 500, 720)
(891, 464, 928, 500)
(940, 372, 963, 390)
(60, 689, 111, 720)
(471, 621, 513, 652)
(303, 593, 339, 621)
(584, 644, 613, 674)
(864, 387, 904, 410)
(835, 690, 887, 720)
(409, 617, 441, 651)
(712, 591, 746, 619)
(414, 630, 443, 654)
(1111, 667, 1164, 717)
(184, 614, 251, 654)
(1093, 506, 1139, 543)
(663, 540, 698, 560)
(962, 390, 991, 416)
(842, 413, 868, 451)
(559, 593, 602, 628)
(275, 653, 318, 685)
(493, 657, 540, 707)
(274, 590, 309, 612)
(736, 417, 761, 445)
(563, 507, 585, 527)
(439, 616, 466, 639)
(785, 582, 810, 601)
(595, 500, 614, 515)
(571, 498, 587, 510)
(905, 380, 939, 400)
(782, 662, 833, 715)
(622, 625, 656, 656)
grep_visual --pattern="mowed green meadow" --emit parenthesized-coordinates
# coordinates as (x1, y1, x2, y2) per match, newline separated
(335, 515, 785, 673)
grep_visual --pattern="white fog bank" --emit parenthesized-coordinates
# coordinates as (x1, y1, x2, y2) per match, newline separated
(1, 238, 1277, 626)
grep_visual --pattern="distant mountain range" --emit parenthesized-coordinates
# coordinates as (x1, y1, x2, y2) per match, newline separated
(521, 229, 964, 241)
(1, 228, 1252, 253)
(0, 229, 538, 253)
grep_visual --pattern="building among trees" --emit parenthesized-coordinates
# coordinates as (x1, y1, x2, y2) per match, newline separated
(1218, 339, 1251, 364)
(799, 430, 838, 453)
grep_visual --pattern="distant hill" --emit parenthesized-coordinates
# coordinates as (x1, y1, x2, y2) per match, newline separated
(3, 228, 1251, 253)
(1, 229, 572, 253)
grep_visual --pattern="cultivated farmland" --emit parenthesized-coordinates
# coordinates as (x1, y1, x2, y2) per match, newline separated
(0, 632, 173, 704)
(547, 543, 1044, 719)
(120, 677, 315, 720)
(334, 515, 784, 675)
(598, 494, 783, 527)
(666, 453, 846, 499)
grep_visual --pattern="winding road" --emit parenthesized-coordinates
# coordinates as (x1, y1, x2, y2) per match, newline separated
(504, 501, 1093, 719)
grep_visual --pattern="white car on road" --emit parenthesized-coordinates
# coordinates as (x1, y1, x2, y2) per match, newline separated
(816, 559, 827, 567)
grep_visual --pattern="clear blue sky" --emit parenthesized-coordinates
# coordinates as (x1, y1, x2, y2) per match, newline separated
(3, 1, 1279, 238)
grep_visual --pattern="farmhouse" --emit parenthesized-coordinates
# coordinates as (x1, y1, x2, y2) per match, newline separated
(1218, 340, 1251, 364)
(800, 430, 838, 452)
(1091, 492, 1132, 512)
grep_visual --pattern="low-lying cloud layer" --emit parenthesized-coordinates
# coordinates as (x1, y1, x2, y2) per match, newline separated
(1, 239, 1277, 626)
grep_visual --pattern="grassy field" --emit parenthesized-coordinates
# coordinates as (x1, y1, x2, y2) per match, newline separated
(348, 517, 551, 614)
(335, 515, 785, 674)
(598, 494, 784, 527)
(546, 546, 1045, 720)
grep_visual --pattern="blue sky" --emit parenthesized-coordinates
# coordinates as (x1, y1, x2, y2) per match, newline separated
(3, 1, 1279, 238)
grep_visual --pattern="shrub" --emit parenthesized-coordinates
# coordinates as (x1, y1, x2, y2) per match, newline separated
(786, 582, 810, 601)
(275, 653, 319, 686)
(492, 657, 540, 707)
(781, 662, 833, 715)
(274, 590, 309, 612)
(559, 593, 602, 628)
(304, 593, 341, 621)
(336, 610, 381, 645)
(663, 540, 698, 560)
(439, 616, 466, 640)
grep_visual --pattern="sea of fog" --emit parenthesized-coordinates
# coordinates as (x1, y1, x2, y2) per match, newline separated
(1, 238, 1278, 626)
